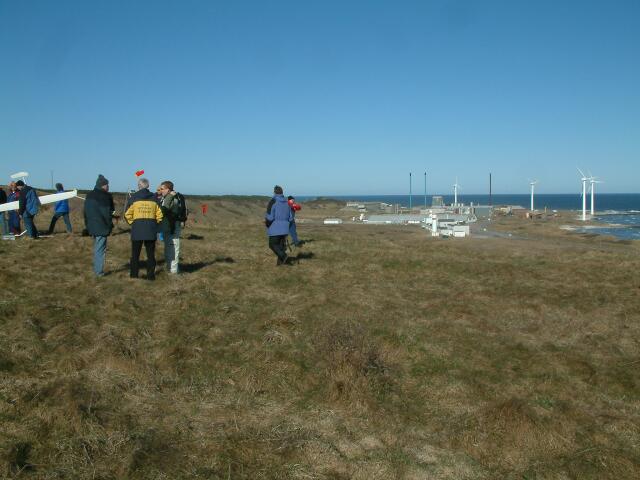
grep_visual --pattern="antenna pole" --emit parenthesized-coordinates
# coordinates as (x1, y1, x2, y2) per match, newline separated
(424, 171, 427, 208)
(489, 173, 492, 206)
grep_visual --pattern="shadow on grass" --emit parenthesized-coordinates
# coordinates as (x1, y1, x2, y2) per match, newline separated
(180, 256, 235, 273)
(185, 234, 205, 240)
(291, 252, 314, 263)
(112, 256, 234, 274)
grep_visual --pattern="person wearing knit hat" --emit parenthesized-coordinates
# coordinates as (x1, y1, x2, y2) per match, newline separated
(84, 174, 115, 276)
(95, 174, 109, 189)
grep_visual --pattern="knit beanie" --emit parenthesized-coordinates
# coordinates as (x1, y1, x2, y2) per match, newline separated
(95, 174, 109, 188)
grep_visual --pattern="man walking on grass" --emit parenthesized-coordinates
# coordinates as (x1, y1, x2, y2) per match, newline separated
(47, 183, 73, 234)
(16, 180, 40, 238)
(84, 174, 115, 277)
(124, 178, 163, 280)
(265, 185, 293, 265)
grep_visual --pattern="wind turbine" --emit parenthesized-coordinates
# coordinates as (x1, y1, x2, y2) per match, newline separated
(529, 180, 538, 211)
(588, 173, 603, 216)
(578, 168, 588, 221)
(453, 178, 460, 206)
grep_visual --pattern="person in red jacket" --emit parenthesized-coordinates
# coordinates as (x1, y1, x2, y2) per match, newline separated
(287, 196, 301, 247)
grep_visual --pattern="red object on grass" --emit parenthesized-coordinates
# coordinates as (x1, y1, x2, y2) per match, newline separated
(135, 170, 145, 177)
(201, 204, 208, 215)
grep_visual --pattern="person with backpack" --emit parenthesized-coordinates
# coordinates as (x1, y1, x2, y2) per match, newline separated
(84, 174, 116, 277)
(124, 178, 163, 280)
(47, 183, 73, 234)
(16, 180, 40, 238)
(265, 185, 294, 265)
(158, 180, 186, 274)
(287, 195, 302, 247)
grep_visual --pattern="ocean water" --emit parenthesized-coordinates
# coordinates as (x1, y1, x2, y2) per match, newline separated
(588, 214, 640, 240)
(299, 194, 640, 241)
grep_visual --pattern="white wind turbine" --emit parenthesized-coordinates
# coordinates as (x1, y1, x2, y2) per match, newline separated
(578, 168, 588, 221)
(588, 173, 603, 216)
(453, 178, 460, 206)
(529, 180, 538, 211)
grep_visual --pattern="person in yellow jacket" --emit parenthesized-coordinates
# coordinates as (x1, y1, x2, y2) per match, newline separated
(124, 178, 163, 280)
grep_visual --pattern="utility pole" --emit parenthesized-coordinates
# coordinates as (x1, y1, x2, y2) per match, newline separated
(489, 172, 492, 206)
(424, 172, 427, 208)
(409, 172, 412, 210)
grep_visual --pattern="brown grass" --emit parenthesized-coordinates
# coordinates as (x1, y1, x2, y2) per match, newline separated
(1, 196, 639, 478)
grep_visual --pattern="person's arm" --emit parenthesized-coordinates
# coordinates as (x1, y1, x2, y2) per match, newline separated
(264, 197, 277, 227)
(155, 204, 164, 224)
(83, 197, 91, 230)
(124, 203, 135, 225)
(266, 198, 275, 214)
(100, 200, 112, 229)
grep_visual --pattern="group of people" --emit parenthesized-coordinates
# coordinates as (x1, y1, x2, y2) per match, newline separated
(3, 177, 304, 274)
(265, 185, 302, 265)
(0, 181, 22, 235)
(0, 181, 72, 238)
(84, 174, 183, 279)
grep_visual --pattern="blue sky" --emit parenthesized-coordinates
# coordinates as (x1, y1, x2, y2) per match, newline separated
(1, 0, 638, 195)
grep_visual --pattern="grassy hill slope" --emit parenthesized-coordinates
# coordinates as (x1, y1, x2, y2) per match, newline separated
(1, 199, 639, 479)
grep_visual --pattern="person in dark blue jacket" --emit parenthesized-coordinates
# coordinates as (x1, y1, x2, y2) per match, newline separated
(16, 180, 40, 238)
(47, 183, 73, 234)
(265, 185, 294, 265)
(84, 175, 115, 276)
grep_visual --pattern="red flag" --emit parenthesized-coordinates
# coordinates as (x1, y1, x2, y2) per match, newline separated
(135, 170, 145, 177)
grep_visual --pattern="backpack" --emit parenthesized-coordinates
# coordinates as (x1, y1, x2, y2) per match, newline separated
(175, 192, 188, 222)
(26, 188, 41, 215)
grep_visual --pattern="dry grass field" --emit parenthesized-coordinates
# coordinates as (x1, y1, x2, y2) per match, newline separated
(1, 195, 639, 479)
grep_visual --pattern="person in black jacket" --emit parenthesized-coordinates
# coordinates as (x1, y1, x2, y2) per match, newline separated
(84, 174, 115, 276)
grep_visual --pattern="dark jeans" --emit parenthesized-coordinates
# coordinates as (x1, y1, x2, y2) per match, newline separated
(23, 214, 38, 238)
(289, 221, 299, 245)
(130, 240, 156, 279)
(268, 235, 288, 263)
(48, 212, 72, 233)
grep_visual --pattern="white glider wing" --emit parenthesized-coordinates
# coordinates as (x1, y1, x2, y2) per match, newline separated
(0, 189, 78, 213)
